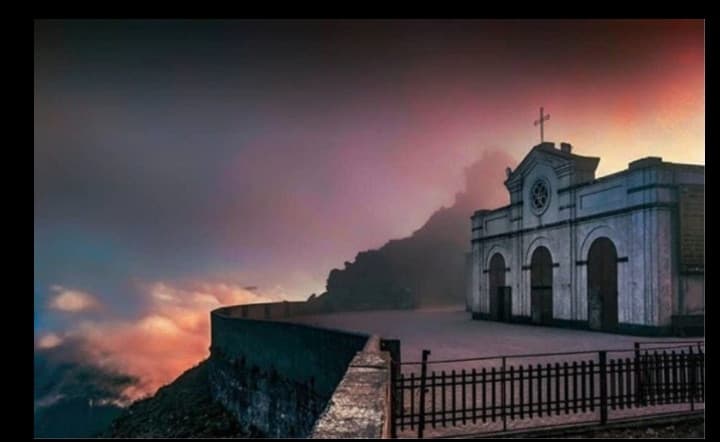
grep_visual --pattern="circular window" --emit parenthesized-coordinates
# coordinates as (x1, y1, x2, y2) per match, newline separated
(530, 178, 551, 214)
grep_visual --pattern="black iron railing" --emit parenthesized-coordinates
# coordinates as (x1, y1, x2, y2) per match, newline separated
(391, 342, 704, 438)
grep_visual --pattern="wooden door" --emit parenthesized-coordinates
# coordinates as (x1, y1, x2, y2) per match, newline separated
(587, 237, 618, 331)
(489, 254, 506, 320)
(531, 247, 553, 325)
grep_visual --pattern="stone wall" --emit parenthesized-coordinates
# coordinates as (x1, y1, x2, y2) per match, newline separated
(310, 336, 393, 439)
(209, 301, 393, 438)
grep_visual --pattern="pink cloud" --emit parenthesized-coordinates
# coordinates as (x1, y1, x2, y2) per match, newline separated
(44, 280, 274, 402)
(48, 286, 102, 312)
(36, 333, 63, 349)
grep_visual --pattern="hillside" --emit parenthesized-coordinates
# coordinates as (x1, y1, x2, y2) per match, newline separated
(310, 151, 513, 310)
(311, 204, 470, 310)
(102, 360, 260, 438)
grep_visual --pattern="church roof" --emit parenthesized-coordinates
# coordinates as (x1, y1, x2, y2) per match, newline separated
(504, 142, 600, 186)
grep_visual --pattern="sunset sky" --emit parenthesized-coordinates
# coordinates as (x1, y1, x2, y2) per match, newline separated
(34, 19, 704, 399)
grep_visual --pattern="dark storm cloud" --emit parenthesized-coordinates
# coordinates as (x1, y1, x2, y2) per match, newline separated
(34, 18, 704, 325)
(34, 18, 703, 407)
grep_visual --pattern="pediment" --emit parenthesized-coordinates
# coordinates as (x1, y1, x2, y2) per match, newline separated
(505, 142, 599, 190)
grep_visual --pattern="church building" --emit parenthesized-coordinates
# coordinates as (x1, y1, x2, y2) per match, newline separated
(468, 142, 704, 336)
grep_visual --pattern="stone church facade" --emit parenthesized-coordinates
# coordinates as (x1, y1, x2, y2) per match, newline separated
(469, 142, 704, 336)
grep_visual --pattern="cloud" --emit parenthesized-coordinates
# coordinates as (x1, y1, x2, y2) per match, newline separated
(35, 345, 138, 409)
(33, 19, 704, 411)
(37, 333, 63, 349)
(455, 149, 517, 212)
(48, 286, 101, 312)
(39, 280, 274, 402)
(33, 20, 704, 310)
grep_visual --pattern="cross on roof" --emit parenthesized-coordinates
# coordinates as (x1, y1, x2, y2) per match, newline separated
(534, 107, 550, 143)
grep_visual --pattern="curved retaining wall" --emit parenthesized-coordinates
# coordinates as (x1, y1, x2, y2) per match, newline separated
(310, 335, 393, 438)
(209, 301, 391, 438)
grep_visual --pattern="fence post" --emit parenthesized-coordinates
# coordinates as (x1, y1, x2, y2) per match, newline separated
(389, 360, 398, 438)
(599, 351, 608, 425)
(502, 356, 507, 432)
(381, 339, 401, 439)
(698, 344, 704, 402)
(634, 342, 644, 406)
(688, 346, 695, 411)
(418, 349, 431, 439)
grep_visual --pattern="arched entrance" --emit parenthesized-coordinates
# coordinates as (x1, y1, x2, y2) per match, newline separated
(488, 253, 510, 321)
(530, 247, 553, 325)
(587, 237, 618, 331)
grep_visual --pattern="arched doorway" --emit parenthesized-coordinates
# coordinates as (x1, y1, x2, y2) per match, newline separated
(489, 253, 509, 321)
(587, 237, 618, 331)
(530, 247, 553, 325)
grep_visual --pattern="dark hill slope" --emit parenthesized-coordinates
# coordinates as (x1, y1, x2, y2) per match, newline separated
(103, 360, 259, 438)
(311, 151, 514, 310)
(314, 204, 470, 310)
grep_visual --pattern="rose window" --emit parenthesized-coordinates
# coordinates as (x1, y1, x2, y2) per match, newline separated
(530, 179, 550, 213)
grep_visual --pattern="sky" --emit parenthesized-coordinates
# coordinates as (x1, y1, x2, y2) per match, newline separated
(34, 19, 704, 400)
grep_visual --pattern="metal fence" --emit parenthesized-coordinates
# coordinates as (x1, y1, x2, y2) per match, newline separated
(391, 341, 704, 438)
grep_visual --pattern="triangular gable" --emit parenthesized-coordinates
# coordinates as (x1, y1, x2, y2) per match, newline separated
(505, 142, 600, 188)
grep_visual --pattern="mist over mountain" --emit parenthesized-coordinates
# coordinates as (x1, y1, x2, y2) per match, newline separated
(310, 150, 514, 310)
(34, 344, 138, 437)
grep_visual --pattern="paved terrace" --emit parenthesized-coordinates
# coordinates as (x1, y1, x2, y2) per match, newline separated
(289, 305, 701, 364)
(290, 306, 704, 437)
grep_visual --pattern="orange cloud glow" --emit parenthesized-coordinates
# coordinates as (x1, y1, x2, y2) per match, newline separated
(44, 281, 274, 403)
